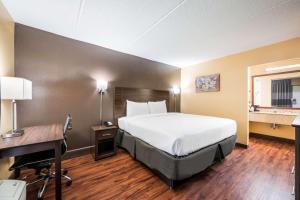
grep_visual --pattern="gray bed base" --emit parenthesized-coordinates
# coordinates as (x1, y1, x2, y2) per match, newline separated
(116, 129, 237, 188)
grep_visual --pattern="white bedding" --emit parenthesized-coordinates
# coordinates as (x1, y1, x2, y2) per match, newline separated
(118, 113, 237, 156)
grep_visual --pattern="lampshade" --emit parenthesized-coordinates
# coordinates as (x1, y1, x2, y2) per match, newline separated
(97, 80, 108, 92)
(1, 77, 32, 100)
(172, 86, 180, 95)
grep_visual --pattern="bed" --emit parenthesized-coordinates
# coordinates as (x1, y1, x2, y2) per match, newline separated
(114, 87, 237, 188)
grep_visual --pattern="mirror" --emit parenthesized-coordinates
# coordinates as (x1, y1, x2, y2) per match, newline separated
(253, 72, 300, 108)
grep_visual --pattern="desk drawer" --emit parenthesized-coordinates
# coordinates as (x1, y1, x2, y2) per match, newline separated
(96, 129, 116, 139)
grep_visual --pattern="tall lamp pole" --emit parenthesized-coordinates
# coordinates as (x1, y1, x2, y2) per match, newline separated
(172, 86, 180, 112)
(174, 94, 177, 112)
(100, 91, 104, 125)
(97, 80, 108, 125)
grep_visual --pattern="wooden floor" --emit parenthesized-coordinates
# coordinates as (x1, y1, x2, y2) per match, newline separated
(24, 137, 295, 200)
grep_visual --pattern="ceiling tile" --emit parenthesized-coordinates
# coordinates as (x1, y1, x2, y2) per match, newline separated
(2, 0, 81, 38)
(2, 0, 300, 67)
(129, 0, 300, 66)
(74, 0, 183, 51)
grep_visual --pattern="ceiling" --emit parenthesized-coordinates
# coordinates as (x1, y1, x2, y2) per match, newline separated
(2, 0, 300, 68)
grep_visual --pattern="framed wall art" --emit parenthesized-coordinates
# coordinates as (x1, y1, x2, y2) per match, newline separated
(195, 74, 220, 92)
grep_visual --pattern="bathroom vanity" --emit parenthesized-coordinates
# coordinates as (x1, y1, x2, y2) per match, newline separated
(249, 70, 300, 140)
(249, 110, 298, 126)
(249, 110, 298, 140)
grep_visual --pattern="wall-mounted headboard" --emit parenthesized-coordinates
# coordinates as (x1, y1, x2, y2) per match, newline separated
(114, 87, 170, 123)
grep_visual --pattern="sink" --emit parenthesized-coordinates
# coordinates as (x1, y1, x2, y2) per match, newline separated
(251, 110, 299, 116)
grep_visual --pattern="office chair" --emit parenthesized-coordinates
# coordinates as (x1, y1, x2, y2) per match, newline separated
(9, 114, 73, 200)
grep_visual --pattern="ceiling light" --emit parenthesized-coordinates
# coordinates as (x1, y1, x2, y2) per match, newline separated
(265, 64, 300, 71)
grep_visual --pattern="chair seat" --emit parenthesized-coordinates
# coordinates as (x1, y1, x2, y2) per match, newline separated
(9, 150, 55, 171)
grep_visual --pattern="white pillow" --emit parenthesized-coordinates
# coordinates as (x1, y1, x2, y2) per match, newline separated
(126, 100, 149, 117)
(148, 100, 167, 114)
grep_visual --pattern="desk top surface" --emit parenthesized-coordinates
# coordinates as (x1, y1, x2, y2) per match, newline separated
(0, 124, 64, 150)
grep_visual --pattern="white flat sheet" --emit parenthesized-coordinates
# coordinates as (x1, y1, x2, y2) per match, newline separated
(118, 113, 237, 156)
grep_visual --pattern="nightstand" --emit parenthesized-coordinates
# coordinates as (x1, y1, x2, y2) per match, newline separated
(90, 125, 118, 161)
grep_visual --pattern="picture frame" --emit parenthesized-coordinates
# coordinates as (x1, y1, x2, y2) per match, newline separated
(195, 73, 220, 92)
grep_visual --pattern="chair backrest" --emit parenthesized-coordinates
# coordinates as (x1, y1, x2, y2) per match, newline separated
(62, 114, 72, 154)
(63, 114, 72, 136)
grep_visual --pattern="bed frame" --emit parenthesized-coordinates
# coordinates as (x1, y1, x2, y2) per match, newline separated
(114, 87, 237, 188)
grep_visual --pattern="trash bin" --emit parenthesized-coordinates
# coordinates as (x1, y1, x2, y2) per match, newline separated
(0, 180, 26, 200)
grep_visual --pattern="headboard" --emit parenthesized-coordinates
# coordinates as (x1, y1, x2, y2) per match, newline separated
(114, 87, 170, 123)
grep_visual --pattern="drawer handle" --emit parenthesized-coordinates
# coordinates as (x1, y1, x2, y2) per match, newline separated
(102, 133, 112, 136)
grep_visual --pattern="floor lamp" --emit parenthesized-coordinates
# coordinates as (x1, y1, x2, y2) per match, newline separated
(97, 80, 108, 125)
(1, 77, 32, 139)
(172, 86, 180, 112)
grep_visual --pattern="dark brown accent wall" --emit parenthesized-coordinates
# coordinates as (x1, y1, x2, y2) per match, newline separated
(15, 24, 180, 151)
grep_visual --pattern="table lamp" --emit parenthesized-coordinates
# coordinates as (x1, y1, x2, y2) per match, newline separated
(1, 77, 32, 139)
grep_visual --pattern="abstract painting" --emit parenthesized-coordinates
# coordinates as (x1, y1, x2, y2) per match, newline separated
(195, 74, 220, 92)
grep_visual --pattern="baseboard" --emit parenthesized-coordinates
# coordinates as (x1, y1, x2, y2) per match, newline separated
(235, 142, 248, 149)
(63, 145, 93, 160)
(249, 132, 295, 144)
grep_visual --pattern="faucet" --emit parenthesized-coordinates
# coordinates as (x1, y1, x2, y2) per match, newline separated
(271, 123, 279, 129)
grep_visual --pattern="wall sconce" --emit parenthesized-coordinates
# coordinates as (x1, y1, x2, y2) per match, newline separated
(97, 80, 108, 125)
(172, 86, 180, 112)
(97, 80, 108, 93)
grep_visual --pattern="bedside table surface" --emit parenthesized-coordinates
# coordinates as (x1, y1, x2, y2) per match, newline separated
(91, 125, 118, 131)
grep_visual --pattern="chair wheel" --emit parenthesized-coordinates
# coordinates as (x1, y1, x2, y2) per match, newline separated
(37, 188, 44, 200)
(63, 169, 68, 175)
(66, 180, 72, 186)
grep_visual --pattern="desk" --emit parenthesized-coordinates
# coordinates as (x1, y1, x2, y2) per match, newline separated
(0, 124, 64, 200)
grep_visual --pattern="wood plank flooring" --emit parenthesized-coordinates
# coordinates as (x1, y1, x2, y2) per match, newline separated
(23, 137, 295, 200)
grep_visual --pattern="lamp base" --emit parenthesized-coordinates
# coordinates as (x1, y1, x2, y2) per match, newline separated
(1, 130, 24, 139)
